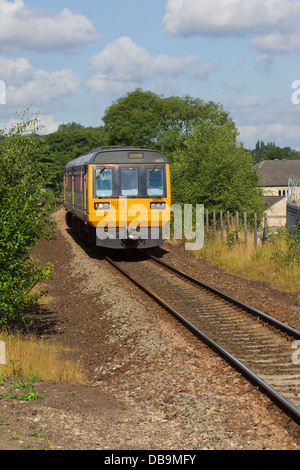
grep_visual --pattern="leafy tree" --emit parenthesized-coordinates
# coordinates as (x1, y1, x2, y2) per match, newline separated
(42, 125, 108, 192)
(156, 95, 231, 157)
(251, 141, 300, 163)
(57, 122, 84, 133)
(0, 113, 55, 327)
(33, 137, 62, 193)
(171, 120, 265, 220)
(102, 89, 231, 160)
(103, 88, 162, 148)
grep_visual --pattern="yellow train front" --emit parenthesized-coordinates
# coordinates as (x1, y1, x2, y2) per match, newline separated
(63, 146, 171, 249)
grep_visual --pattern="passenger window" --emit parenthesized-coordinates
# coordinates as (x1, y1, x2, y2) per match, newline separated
(147, 168, 164, 196)
(95, 168, 112, 196)
(121, 168, 138, 196)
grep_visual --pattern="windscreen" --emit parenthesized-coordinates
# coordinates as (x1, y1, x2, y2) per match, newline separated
(95, 168, 112, 196)
(121, 168, 139, 196)
(147, 168, 164, 196)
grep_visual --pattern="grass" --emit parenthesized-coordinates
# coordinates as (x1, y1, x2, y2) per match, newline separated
(0, 332, 89, 384)
(192, 228, 300, 295)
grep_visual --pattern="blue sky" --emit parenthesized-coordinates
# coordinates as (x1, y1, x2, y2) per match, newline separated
(1, 0, 300, 150)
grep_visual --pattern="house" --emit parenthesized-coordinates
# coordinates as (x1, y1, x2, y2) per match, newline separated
(255, 160, 300, 228)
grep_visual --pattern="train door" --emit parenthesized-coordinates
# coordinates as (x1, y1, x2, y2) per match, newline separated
(84, 165, 88, 220)
(72, 167, 75, 212)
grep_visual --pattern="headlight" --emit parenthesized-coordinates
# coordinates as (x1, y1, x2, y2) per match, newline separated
(150, 202, 166, 210)
(94, 202, 110, 210)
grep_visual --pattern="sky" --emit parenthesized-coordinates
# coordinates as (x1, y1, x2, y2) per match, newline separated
(1, 0, 300, 150)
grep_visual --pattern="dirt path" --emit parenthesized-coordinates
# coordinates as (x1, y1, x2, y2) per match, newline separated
(0, 209, 299, 450)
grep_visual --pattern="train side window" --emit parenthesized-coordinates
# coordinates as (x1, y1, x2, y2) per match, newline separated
(65, 172, 72, 189)
(147, 168, 164, 196)
(74, 171, 82, 191)
(121, 168, 138, 196)
(96, 168, 113, 196)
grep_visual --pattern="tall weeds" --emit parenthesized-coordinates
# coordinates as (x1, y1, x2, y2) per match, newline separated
(0, 333, 89, 383)
(193, 227, 300, 294)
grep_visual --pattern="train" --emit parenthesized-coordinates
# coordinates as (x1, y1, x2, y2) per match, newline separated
(63, 146, 171, 249)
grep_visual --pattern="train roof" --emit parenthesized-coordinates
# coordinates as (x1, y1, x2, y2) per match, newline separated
(64, 146, 169, 169)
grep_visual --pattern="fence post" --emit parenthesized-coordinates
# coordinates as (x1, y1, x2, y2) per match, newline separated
(220, 210, 224, 240)
(254, 213, 257, 249)
(236, 211, 239, 241)
(262, 212, 268, 243)
(226, 211, 230, 243)
(206, 208, 209, 232)
(244, 212, 248, 247)
(213, 210, 216, 239)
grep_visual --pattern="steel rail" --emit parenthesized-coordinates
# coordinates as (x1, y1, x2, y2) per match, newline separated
(105, 255, 300, 425)
(147, 253, 300, 340)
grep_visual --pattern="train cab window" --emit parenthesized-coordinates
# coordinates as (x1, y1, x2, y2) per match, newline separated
(95, 168, 113, 196)
(121, 168, 138, 196)
(147, 168, 164, 196)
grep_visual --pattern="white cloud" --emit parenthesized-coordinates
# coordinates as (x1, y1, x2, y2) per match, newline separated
(0, 0, 98, 53)
(252, 32, 300, 53)
(87, 36, 218, 94)
(255, 53, 276, 72)
(37, 114, 63, 134)
(233, 94, 273, 109)
(87, 74, 137, 96)
(0, 55, 80, 106)
(0, 113, 62, 134)
(227, 90, 300, 149)
(163, 0, 300, 37)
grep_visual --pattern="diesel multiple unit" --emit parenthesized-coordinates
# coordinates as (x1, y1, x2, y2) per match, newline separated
(63, 146, 171, 249)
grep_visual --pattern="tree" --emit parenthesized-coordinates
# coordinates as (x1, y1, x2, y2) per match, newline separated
(156, 95, 231, 156)
(57, 122, 84, 133)
(103, 88, 162, 148)
(251, 141, 300, 163)
(102, 89, 232, 159)
(171, 120, 265, 219)
(42, 125, 108, 192)
(0, 113, 55, 327)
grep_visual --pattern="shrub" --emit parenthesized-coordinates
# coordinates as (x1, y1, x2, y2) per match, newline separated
(271, 227, 300, 267)
(0, 112, 55, 327)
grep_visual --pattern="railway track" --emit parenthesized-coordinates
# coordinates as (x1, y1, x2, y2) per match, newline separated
(105, 250, 300, 424)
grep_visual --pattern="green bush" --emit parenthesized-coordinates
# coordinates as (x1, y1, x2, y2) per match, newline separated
(271, 227, 300, 267)
(0, 112, 55, 327)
